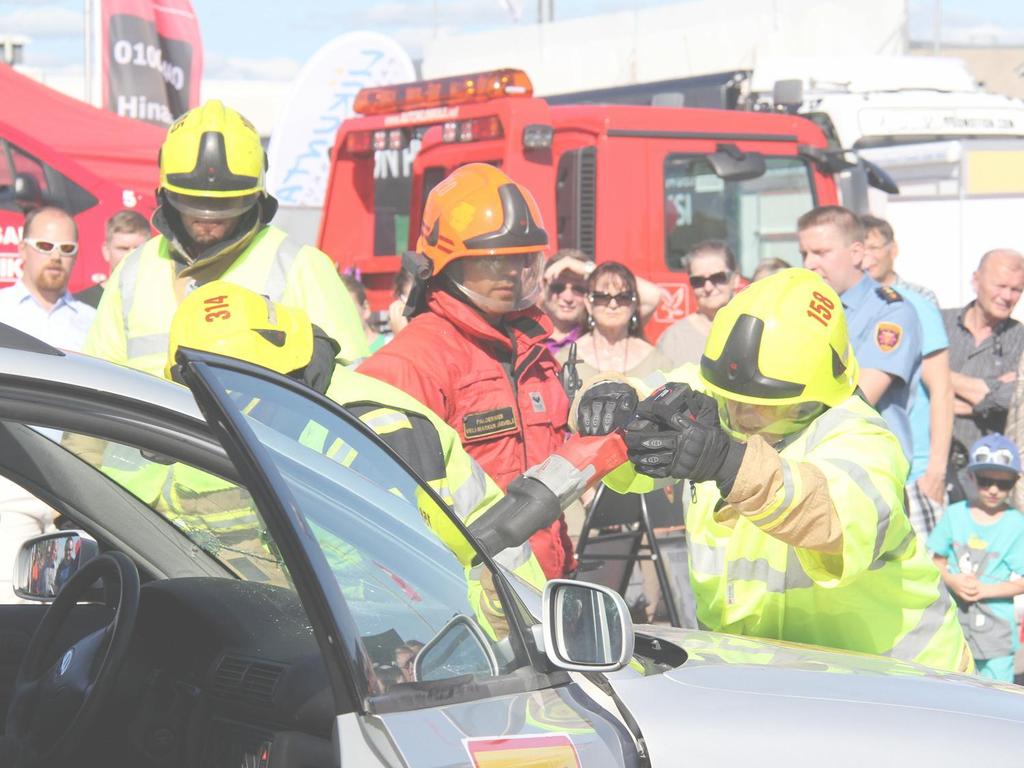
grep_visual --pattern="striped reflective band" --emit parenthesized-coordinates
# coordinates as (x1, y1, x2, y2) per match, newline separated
(119, 245, 145, 351)
(261, 234, 301, 301)
(494, 541, 535, 572)
(326, 437, 358, 467)
(824, 457, 892, 562)
(691, 540, 812, 591)
(451, 460, 490, 522)
(885, 581, 954, 661)
(359, 407, 413, 435)
(749, 459, 797, 530)
(804, 406, 889, 453)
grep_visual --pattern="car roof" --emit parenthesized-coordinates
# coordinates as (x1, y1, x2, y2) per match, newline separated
(0, 323, 201, 421)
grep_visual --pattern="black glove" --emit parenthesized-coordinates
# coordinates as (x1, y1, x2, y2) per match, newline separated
(576, 381, 639, 436)
(299, 325, 341, 394)
(624, 383, 746, 494)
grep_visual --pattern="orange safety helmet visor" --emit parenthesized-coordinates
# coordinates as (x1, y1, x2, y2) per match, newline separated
(416, 163, 548, 276)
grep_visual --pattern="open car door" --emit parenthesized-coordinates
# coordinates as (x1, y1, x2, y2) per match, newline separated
(176, 349, 641, 767)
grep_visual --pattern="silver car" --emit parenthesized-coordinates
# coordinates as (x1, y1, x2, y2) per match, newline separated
(0, 326, 1022, 768)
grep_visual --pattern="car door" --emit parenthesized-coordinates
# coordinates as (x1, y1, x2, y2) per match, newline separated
(177, 350, 641, 768)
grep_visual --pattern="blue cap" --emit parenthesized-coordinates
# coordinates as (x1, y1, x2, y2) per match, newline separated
(968, 434, 1021, 475)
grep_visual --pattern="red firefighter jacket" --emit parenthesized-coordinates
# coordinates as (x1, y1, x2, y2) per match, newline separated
(359, 287, 574, 578)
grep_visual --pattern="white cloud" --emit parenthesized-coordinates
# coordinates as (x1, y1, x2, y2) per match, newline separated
(203, 52, 301, 80)
(0, 6, 81, 37)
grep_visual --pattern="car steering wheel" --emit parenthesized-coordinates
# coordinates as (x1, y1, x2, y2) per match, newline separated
(4, 552, 140, 767)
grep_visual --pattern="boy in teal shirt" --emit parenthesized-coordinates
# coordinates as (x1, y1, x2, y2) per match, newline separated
(928, 434, 1024, 681)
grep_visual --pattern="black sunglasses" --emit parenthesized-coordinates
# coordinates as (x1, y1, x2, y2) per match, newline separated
(974, 474, 1017, 491)
(548, 281, 586, 297)
(690, 270, 732, 290)
(589, 290, 636, 306)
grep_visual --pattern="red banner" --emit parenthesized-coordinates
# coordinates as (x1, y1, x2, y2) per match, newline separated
(100, 0, 203, 126)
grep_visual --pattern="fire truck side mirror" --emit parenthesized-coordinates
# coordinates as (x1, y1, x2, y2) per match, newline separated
(708, 145, 766, 182)
(772, 79, 804, 113)
(0, 172, 44, 214)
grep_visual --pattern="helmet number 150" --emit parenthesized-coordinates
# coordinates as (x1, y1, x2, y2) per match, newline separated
(204, 295, 231, 322)
(807, 291, 834, 328)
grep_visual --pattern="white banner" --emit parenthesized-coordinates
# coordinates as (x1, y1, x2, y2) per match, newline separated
(266, 31, 415, 207)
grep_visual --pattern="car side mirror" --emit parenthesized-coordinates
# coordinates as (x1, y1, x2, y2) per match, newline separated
(414, 614, 500, 682)
(540, 579, 634, 672)
(13, 531, 99, 602)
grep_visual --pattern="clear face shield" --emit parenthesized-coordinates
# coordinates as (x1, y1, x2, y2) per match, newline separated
(446, 251, 544, 315)
(716, 395, 825, 444)
(164, 190, 259, 221)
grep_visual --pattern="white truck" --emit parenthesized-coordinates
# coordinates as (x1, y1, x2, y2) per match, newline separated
(550, 55, 1024, 310)
(739, 56, 1024, 310)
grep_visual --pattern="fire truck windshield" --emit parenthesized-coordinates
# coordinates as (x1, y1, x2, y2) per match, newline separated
(663, 154, 814, 276)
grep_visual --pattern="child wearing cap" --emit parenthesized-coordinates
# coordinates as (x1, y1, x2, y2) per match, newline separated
(927, 434, 1024, 681)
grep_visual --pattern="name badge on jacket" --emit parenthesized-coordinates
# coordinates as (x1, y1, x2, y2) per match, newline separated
(463, 407, 518, 440)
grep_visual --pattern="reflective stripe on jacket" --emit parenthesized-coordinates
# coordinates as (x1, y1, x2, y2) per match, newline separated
(605, 373, 967, 672)
(358, 287, 574, 579)
(83, 227, 367, 376)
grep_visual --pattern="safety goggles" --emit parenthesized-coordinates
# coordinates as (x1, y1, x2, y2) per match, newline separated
(689, 270, 732, 290)
(973, 474, 1016, 492)
(23, 238, 78, 257)
(548, 281, 586, 297)
(589, 290, 636, 306)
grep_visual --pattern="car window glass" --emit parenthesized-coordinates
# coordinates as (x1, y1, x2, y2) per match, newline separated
(7, 141, 98, 217)
(663, 154, 814, 275)
(34, 427, 290, 587)
(197, 367, 524, 697)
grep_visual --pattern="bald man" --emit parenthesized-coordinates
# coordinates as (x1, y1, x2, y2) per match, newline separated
(0, 206, 95, 350)
(942, 249, 1024, 498)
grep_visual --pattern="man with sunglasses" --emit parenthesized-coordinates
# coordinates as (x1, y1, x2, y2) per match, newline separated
(0, 205, 94, 350)
(656, 240, 741, 367)
(928, 434, 1024, 681)
(360, 163, 575, 579)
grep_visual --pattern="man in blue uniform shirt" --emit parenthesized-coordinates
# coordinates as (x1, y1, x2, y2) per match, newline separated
(798, 206, 922, 462)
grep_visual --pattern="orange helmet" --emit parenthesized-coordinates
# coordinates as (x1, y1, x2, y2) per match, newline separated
(417, 163, 547, 313)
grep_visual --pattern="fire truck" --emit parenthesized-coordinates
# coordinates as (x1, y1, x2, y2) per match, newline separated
(317, 69, 843, 336)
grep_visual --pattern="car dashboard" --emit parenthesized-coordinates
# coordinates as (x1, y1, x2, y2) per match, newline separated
(100, 577, 335, 768)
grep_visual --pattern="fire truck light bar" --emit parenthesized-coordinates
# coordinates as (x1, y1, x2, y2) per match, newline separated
(354, 68, 533, 116)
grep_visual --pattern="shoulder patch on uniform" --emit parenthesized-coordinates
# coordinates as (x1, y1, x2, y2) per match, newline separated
(875, 321, 903, 352)
(875, 286, 903, 304)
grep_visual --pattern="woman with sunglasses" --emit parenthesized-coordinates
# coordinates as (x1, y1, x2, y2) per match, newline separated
(556, 262, 671, 382)
(656, 240, 742, 367)
(928, 433, 1024, 682)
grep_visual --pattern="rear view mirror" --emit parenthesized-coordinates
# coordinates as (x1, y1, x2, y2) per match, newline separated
(541, 579, 634, 672)
(414, 614, 499, 682)
(13, 531, 98, 602)
(707, 145, 766, 182)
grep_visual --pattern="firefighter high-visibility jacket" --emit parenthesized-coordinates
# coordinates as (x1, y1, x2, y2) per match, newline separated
(601, 366, 970, 673)
(359, 286, 574, 579)
(83, 226, 367, 377)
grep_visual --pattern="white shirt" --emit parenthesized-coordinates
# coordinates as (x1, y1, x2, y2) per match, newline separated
(0, 279, 96, 351)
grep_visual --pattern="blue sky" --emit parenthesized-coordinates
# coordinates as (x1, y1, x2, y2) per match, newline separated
(3, 0, 1024, 79)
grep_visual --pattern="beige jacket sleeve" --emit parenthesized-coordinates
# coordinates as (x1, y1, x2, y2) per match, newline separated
(723, 435, 843, 555)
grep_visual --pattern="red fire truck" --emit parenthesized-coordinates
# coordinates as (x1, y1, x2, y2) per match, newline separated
(318, 69, 840, 336)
